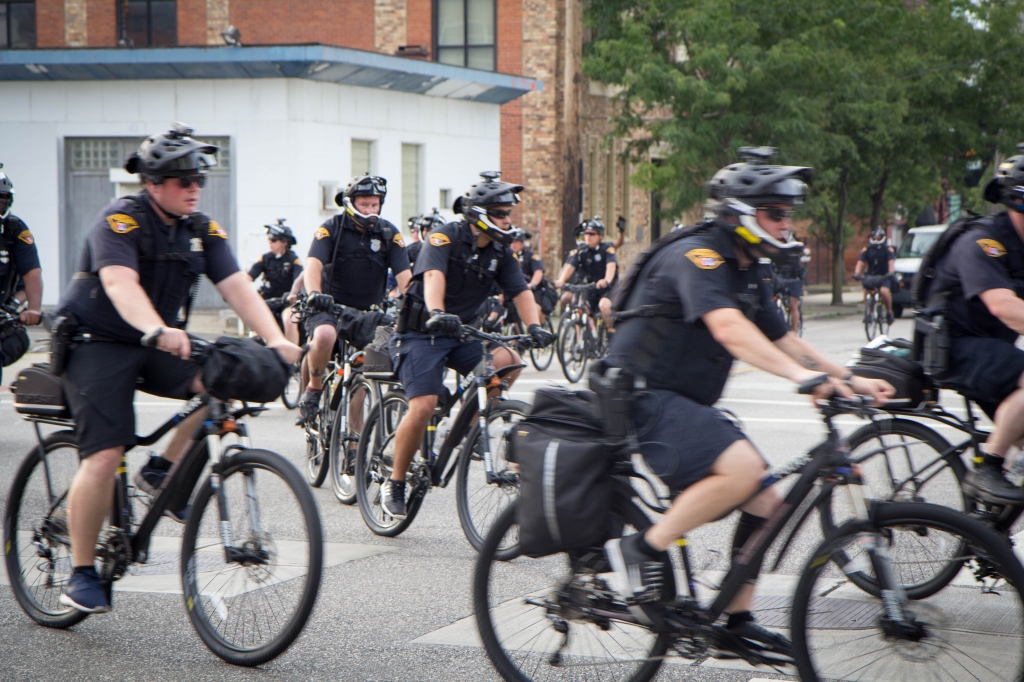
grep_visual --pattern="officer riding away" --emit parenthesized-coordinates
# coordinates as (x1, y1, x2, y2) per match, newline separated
(300, 175, 411, 425)
(603, 147, 893, 656)
(54, 124, 302, 614)
(924, 145, 1024, 503)
(248, 218, 303, 345)
(382, 172, 555, 518)
(0, 163, 43, 379)
(854, 227, 896, 325)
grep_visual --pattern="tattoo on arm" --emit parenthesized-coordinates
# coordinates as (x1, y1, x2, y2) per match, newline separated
(801, 354, 821, 370)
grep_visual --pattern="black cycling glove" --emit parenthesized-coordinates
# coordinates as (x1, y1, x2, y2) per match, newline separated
(528, 323, 556, 348)
(308, 292, 335, 312)
(425, 309, 462, 336)
(616, 215, 627, 234)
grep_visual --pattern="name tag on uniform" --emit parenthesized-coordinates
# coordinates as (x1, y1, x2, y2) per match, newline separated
(190, 237, 204, 252)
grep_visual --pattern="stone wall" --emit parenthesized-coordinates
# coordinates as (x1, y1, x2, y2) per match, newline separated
(375, 0, 407, 55)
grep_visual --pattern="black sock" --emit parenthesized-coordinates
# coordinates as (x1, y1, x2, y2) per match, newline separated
(73, 565, 97, 575)
(727, 610, 755, 629)
(150, 455, 173, 471)
(630, 532, 662, 559)
(982, 454, 1004, 470)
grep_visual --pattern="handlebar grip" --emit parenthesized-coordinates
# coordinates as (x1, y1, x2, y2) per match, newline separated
(797, 373, 831, 395)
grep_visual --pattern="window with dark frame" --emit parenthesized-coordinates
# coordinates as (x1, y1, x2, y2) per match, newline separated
(126, 0, 177, 47)
(434, 0, 495, 71)
(0, 1, 36, 49)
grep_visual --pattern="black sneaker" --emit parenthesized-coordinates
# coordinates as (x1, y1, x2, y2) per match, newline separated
(604, 534, 668, 625)
(886, 312, 895, 325)
(344, 447, 357, 475)
(134, 454, 171, 495)
(380, 479, 407, 518)
(59, 567, 110, 614)
(963, 462, 1024, 504)
(726, 618, 794, 662)
(299, 387, 323, 426)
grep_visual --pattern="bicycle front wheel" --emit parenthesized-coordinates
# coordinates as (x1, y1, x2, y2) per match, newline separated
(877, 298, 890, 337)
(329, 377, 372, 506)
(794, 502, 1024, 681)
(281, 362, 302, 409)
(305, 380, 331, 488)
(820, 418, 969, 598)
(529, 318, 556, 371)
(557, 318, 587, 384)
(863, 295, 876, 341)
(455, 400, 528, 556)
(181, 448, 323, 667)
(3, 431, 88, 629)
(475, 502, 669, 682)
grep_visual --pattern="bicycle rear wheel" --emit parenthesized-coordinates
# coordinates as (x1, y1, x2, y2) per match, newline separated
(529, 318, 555, 371)
(3, 431, 88, 629)
(557, 318, 587, 384)
(354, 391, 423, 536)
(475, 502, 669, 682)
(455, 400, 528, 557)
(794, 502, 1024, 681)
(181, 448, 323, 667)
(820, 419, 969, 599)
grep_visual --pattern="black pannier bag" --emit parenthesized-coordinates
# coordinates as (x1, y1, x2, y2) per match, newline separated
(362, 325, 395, 377)
(201, 336, 290, 404)
(848, 338, 933, 408)
(1, 325, 30, 367)
(512, 387, 615, 558)
(13, 363, 71, 418)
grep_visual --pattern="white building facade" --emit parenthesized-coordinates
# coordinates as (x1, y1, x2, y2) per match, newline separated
(0, 45, 540, 306)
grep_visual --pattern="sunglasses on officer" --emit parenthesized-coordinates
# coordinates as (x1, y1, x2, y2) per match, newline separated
(268, 236, 282, 243)
(165, 174, 207, 189)
(759, 206, 794, 222)
(584, 230, 600, 237)
(487, 208, 513, 220)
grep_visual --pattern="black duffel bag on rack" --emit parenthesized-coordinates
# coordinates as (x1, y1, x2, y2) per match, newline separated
(848, 337, 934, 408)
(511, 386, 617, 558)
(201, 336, 291, 404)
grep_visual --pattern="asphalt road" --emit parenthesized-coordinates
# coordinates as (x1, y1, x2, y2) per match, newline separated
(0, 313, 972, 681)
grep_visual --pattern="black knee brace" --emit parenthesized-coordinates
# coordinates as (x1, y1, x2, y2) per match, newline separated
(731, 511, 767, 583)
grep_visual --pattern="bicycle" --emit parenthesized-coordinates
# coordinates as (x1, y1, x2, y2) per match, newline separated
(772, 275, 803, 337)
(482, 295, 557, 372)
(556, 283, 608, 383)
(861, 276, 890, 341)
(293, 295, 383, 506)
(4, 336, 323, 666)
(354, 325, 534, 555)
(474, 392, 1024, 681)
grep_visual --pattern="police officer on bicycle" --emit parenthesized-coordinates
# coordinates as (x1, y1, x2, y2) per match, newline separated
(248, 219, 303, 345)
(406, 210, 446, 269)
(511, 229, 552, 323)
(553, 216, 618, 330)
(854, 227, 896, 325)
(382, 171, 555, 518)
(55, 124, 302, 614)
(602, 147, 892, 653)
(300, 175, 412, 424)
(925, 146, 1024, 503)
(0, 164, 43, 378)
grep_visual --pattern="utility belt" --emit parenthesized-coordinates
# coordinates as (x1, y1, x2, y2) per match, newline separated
(396, 296, 431, 334)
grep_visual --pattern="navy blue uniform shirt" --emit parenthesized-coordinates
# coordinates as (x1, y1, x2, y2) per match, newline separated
(0, 215, 41, 303)
(566, 242, 618, 283)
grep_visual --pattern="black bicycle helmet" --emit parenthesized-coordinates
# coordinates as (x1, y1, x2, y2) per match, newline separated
(455, 172, 523, 247)
(869, 227, 886, 244)
(510, 228, 527, 243)
(705, 147, 811, 266)
(264, 218, 297, 246)
(337, 175, 387, 229)
(419, 208, 446, 234)
(0, 164, 13, 220)
(984, 143, 1024, 211)
(579, 216, 606, 237)
(124, 123, 218, 182)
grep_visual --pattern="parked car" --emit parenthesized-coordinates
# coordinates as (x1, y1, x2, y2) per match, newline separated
(891, 223, 947, 317)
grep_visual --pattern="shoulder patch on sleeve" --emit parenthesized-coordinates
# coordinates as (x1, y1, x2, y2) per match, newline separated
(685, 248, 725, 270)
(315, 226, 331, 241)
(977, 238, 1007, 258)
(208, 221, 228, 239)
(294, 258, 301, 265)
(569, 248, 577, 256)
(106, 214, 139, 235)
(16, 229, 34, 245)
(532, 253, 540, 260)
(606, 246, 615, 255)
(393, 233, 405, 247)
(429, 233, 451, 247)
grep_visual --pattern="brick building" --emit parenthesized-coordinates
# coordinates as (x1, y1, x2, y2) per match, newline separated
(0, 0, 652, 304)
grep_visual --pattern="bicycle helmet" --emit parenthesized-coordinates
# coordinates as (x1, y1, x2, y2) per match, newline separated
(579, 216, 606, 237)
(705, 147, 811, 266)
(124, 123, 218, 182)
(0, 164, 13, 220)
(420, 209, 446, 234)
(337, 174, 387, 229)
(264, 218, 297, 246)
(510, 228, 527, 243)
(984, 143, 1024, 211)
(869, 227, 886, 244)
(455, 172, 523, 247)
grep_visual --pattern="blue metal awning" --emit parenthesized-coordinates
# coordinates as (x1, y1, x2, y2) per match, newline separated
(0, 44, 542, 104)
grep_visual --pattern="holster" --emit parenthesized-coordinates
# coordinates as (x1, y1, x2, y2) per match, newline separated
(396, 297, 429, 334)
(913, 313, 950, 377)
(588, 360, 638, 442)
(49, 313, 78, 376)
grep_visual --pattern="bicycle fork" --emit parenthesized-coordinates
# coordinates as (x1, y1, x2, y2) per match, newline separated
(205, 417, 265, 565)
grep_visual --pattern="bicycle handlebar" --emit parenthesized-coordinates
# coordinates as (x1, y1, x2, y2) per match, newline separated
(460, 324, 535, 349)
(562, 283, 598, 294)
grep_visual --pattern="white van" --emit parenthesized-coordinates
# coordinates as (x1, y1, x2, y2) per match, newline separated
(892, 224, 948, 317)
